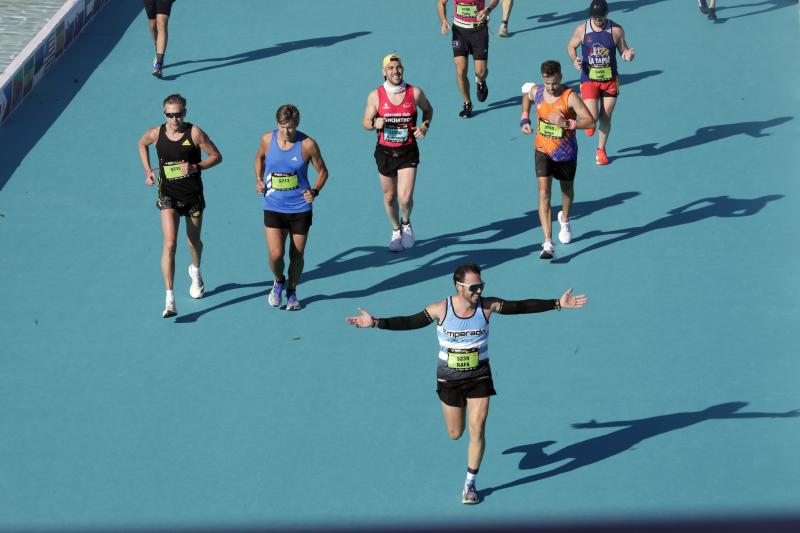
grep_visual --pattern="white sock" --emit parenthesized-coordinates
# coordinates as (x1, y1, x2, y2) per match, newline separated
(189, 264, 200, 275)
(166, 289, 174, 300)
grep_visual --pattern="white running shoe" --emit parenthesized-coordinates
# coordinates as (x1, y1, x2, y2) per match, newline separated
(389, 229, 404, 252)
(400, 222, 416, 249)
(188, 265, 204, 298)
(162, 297, 177, 318)
(557, 211, 572, 244)
(498, 23, 509, 37)
(539, 241, 555, 260)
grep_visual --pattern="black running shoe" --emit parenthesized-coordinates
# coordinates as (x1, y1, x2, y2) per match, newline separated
(698, 0, 709, 14)
(152, 63, 163, 79)
(459, 102, 473, 119)
(708, 7, 717, 20)
(476, 81, 488, 102)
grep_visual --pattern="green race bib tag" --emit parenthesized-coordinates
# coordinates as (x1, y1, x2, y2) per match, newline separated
(447, 349, 479, 370)
(163, 162, 185, 180)
(538, 119, 564, 138)
(589, 66, 612, 81)
(455, 3, 478, 18)
(271, 172, 299, 191)
(383, 126, 409, 143)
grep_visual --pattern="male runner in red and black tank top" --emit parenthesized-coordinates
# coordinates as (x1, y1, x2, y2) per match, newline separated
(438, 0, 499, 118)
(137, 94, 222, 318)
(362, 54, 434, 252)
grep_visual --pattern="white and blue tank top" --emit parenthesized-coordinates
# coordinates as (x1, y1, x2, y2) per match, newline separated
(436, 297, 491, 380)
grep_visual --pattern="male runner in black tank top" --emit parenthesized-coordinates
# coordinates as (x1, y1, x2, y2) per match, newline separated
(137, 94, 222, 318)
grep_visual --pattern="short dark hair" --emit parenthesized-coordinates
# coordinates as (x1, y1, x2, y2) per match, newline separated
(453, 263, 481, 284)
(276, 104, 300, 125)
(163, 94, 186, 108)
(541, 60, 562, 77)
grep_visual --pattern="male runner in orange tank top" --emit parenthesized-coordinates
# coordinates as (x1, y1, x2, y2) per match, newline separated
(520, 61, 594, 260)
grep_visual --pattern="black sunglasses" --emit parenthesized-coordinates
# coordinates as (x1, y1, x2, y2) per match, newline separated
(164, 111, 185, 119)
(456, 281, 485, 293)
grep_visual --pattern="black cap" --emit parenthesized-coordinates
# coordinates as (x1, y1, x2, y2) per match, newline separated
(589, 0, 608, 17)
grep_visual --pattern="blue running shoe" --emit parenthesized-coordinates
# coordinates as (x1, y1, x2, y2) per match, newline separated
(268, 280, 284, 307)
(286, 291, 301, 311)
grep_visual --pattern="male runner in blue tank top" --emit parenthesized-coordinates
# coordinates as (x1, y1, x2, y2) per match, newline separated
(345, 263, 588, 504)
(255, 105, 329, 310)
(566, 0, 636, 165)
(138, 94, 222, 318)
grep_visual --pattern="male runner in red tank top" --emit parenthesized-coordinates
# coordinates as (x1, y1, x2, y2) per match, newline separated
(438, 0, 500, 118)
(362, 54, 434, 252)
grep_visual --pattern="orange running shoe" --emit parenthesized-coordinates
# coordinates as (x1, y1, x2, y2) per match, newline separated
(596, 148, 609, 165)
(585, 128, 595, 137)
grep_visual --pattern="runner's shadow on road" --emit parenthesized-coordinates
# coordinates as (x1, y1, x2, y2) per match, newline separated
(473, 71, 661, 118)
(551, 194, 783, 264)
(480, 402, 800, 500)
(713, 0, 798, 22)
(160, 31, 371, 80)
(299, 191, 640, 306)
(511, 0, 669, 35)
(175, 192, 639, 320)
(610, 116, 792, 163)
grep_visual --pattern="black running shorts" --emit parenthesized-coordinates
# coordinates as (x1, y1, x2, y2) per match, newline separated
(374, 143, 419, 178)
(263, 209, 313, 234)
(144, 0, 175, 19)
(451, 24, 489, 60)
(157, 193, 204, 217)
(535, 151, 577, 181)
(436, 375, 496, 407)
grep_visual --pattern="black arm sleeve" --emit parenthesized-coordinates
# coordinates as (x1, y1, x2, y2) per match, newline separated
(376, 310, 434, 330)
(496, 299, 558, 315)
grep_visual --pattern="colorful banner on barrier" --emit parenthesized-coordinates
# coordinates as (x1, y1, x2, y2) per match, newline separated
(0, 0, 110, 125)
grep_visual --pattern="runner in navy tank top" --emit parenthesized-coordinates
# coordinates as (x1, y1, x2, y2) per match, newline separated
(346, 263, 588, 504)
(567, 0, 636, 165)
(254, 104, 329, 311)
(137, 93, 222, 318)
(362, 54, 433, 252)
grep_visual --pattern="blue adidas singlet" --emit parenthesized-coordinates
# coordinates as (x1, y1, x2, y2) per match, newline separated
(581, 19, 618, 83)
(262, 130, 312, 213)
(436, 297, 491, 380)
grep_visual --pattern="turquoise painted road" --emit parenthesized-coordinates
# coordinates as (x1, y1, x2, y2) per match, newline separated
(1, 1, 798, 530)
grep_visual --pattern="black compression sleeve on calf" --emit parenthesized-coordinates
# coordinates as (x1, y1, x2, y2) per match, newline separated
(377, 310, 434, 330)
(496, 299, 557, 315)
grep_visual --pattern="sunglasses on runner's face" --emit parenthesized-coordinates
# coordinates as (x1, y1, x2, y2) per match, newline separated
(457, 281, 485, 293)
(164, 111, 185, 119)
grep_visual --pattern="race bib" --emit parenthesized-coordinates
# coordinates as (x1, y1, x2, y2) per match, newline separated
(455, 2, 477, 18)
(383, 125, 409, 143)
(271, 172, 299, 191)
(538, 119, 564, 139)
(589, 66, 613, 82)
(447, 348, 479, 370)
(163, 162, 186, 180)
